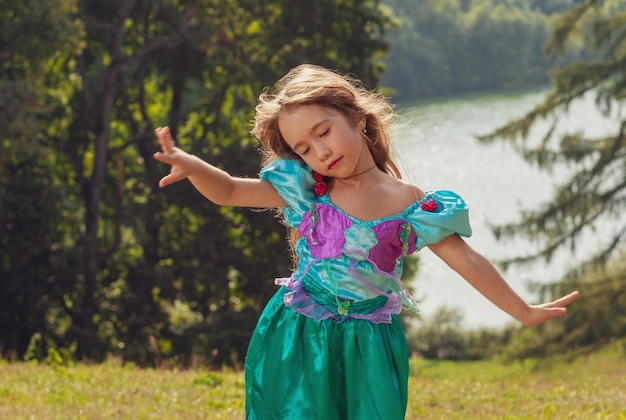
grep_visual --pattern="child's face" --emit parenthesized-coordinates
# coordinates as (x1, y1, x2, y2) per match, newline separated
(277, 104, 371, 179)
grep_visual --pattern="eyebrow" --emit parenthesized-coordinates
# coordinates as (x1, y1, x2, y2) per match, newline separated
(290, 119, 329, 151)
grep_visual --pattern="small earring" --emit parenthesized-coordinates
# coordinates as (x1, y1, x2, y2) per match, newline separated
(363, 127, 367, 134)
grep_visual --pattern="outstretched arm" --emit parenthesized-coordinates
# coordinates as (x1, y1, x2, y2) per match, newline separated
(153, 126, 287, 209)
(428, 234, 579, 326)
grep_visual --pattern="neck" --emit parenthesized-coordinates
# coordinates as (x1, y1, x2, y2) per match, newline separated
(339, 163, 378, 180)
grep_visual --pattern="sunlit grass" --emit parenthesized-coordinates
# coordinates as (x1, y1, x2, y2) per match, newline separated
(1, 346, 625, 419)
(406, 350, 626, 419)
(0, 360, 245, 419)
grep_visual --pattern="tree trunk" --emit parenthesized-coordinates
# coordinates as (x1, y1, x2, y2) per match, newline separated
(77, 0, 139, 360)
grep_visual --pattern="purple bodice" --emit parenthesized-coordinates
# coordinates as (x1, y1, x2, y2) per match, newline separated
(260, 159, 472, 324)
(299, 203, 417, 272)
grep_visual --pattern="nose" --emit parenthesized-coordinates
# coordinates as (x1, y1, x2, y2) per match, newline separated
(316, 144, 331, 161)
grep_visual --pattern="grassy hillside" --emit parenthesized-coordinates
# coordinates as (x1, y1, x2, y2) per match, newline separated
(1, 346, 624, 419)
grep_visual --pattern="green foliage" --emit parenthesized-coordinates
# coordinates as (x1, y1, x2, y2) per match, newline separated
(381, 0, 586, 101)
(0, 0, 85, 150)
(479, 0, 626, 268)
(479, 0, 626, 358)
(406, 306, 513, 360)
(0, 150, 78, 359)
(502, 251, 626, 360)
(0, 0, 394, 367)
(23, 333, 76, 367)
(409, 306, 467, 360)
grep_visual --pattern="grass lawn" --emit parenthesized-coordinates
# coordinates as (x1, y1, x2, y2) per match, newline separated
(1, 346, 625, 419)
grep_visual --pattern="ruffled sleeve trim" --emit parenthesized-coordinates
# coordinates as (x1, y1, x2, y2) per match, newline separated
(259, 158, 317, 227)
(407, 190, 472, 250)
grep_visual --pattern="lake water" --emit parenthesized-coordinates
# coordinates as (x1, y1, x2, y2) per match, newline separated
(394, 88, 621, 328)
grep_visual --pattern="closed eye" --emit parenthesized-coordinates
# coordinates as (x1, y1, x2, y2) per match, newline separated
(320, 128, 329, 137)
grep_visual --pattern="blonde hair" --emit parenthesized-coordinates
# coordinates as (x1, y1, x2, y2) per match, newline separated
(252, 64, 401, 177)
(250, 64, 402, 263)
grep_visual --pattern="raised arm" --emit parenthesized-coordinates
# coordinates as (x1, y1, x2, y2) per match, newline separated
(428, 234, 579, 326)
(153, 126, 287, 209)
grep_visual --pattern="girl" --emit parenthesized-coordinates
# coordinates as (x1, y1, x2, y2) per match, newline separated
(153, 64, 579, 419)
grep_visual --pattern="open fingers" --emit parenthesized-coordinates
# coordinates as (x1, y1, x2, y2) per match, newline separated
(548, 291, 579, 309)
(159, 173, 177, 188)
(523, 291, 579, 326)
(155, 126, 176, 154)
(153, 126, 182, 188)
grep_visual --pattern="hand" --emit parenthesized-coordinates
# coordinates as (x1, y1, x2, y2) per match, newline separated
(153, 126, 198, 188)
(521, 291, 579, 326)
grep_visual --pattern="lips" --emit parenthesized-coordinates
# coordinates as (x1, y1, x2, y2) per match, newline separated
(328, 157, 342, 170)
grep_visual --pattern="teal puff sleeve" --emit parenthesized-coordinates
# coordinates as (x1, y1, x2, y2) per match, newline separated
(259, 158, 317, 227)
(407, 190, 472, 250)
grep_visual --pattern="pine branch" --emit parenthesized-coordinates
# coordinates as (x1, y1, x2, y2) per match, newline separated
(545, 0, 602, 58)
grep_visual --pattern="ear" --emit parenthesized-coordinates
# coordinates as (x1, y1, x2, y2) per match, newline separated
(357, 115, 367, 132)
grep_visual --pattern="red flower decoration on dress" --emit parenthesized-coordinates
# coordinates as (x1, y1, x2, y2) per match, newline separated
(420, 197, 438, 212)
(313, 182, 327, 196)
(312, 171, 327, 196)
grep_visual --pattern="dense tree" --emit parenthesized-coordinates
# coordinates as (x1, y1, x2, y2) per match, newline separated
(0, 0, 85, 359)
(0, 0, 85, 150)
(381, 0, 464, 98)
(480, 0, 626, 356)
(0, 0, 394, 366)
(381, 0, 587, 101)
(408, 306, 467, 360)
(502, 254, 626, 359)
(530, 0, 586, 15)
(458, 1, 549, 91)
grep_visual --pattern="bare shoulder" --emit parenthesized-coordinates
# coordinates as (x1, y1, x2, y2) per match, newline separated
(333, 173, 426, 220)
(378, 177, 425, 213)
(393, 178, 426, 202)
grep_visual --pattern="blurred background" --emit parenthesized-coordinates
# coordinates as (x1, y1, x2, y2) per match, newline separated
(1, 0, 624, 367)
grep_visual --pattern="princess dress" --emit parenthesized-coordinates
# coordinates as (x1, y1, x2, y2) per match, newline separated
(245, 158, 472, 420)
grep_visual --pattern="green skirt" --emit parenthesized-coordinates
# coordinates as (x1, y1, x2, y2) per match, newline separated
(245, 287, 409, 420)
